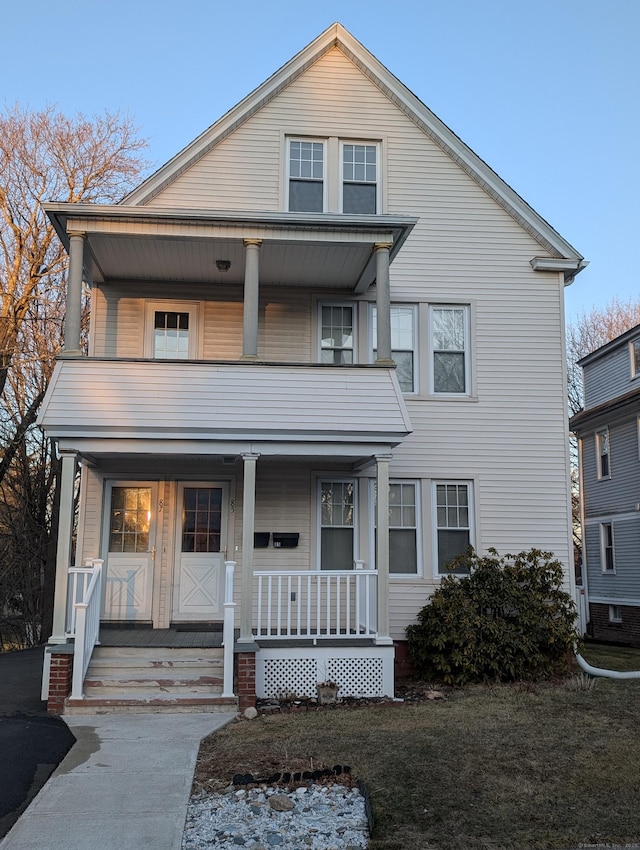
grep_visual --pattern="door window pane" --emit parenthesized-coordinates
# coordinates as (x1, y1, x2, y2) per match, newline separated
(182, 488, 222, 553)
(109, 487, 151, 553)
(320, 481, 354, 570)
(154, 311, 189, 359)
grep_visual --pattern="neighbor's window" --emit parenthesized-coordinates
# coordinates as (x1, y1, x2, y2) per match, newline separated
(320, 480, 355, 570)
(601, 522, 615, 573)
(596, 429, 610, 479)
(288, 139, 325, 212)
(435, 482, 473, 574)
(372, 305, 416, 393)
(341, 143, 378, 214)
(320, 304, 355, 364)
(631, 339, 640, 379)
(609, 604, 623, 623)
(430, 306, 470, 394)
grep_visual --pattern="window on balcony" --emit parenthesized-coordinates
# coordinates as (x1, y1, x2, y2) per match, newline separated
(145, 301, 199, 359)
(320, 303, 355, 364)
(372, 304, 416, 392)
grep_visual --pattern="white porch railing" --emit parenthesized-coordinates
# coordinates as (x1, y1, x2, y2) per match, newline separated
(222, 560, 236, 697)
(70, 559, 103, 700)
(255, 569, 377, 639)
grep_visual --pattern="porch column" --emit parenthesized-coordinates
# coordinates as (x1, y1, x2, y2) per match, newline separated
(238, 452, 260, 643)
(374, 243, 393, 365)
(375, 453, 393, 645)
(241, 239, 262, 360)
(49, 451, 78, 643)
(62, 231, 85, 356)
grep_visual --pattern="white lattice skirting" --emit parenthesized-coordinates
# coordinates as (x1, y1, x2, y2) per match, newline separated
(255, 646, 395, 699)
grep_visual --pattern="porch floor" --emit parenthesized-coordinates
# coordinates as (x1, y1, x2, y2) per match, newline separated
(98, 627, 223, 649)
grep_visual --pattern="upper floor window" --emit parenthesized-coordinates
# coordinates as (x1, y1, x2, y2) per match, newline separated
(342, 143, 378, 214)
(372, 305, 416, 393)
(434, 481, 473, 574)
(631, 339, 640, 379)
(430, 305, 470, 395)
(320, 304, 354, 364)
(601, 522, 615, 573)
(288, 139, 325, 212)
(596, 428, 610, 479)
(145, 301, 199, 359)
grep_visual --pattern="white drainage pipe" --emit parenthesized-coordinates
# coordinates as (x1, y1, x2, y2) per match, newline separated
(575, 651, 640, 680)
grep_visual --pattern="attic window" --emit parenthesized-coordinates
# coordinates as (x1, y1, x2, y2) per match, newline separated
(342, 143, 377, 214)
(288, 139, 324, 212)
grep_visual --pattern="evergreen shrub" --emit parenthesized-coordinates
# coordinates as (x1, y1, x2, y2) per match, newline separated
(406, 548, 578, 684)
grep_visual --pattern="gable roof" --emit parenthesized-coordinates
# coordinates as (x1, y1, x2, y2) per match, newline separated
(578, 322, 640, 368)
(124, 23, 585, 278)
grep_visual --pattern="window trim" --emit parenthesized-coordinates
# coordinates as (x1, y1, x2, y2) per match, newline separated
(371, 303, 418, 394)
(286, 137, 327, 213)
(432, 480, 475, 577)
(318, 301, 357, 365)
(428, 304, 471, 396)
(370, 479, 422, 577)
(317, 477, 358, 571)
(595, 428, 611, 480)
(144, 301, 201, 360)
(339, 140, 381, 215)
(600, 522, 615, 573)
(630, 339, 640, 380)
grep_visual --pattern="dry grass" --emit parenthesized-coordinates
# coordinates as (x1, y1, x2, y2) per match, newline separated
(194, 645, 640, 850)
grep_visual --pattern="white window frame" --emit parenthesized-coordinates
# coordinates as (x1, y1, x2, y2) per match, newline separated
(371, 479, 421, 577)
(144, 301, 200, 360)
(286, 137, 326, 213)
(595, 428, 611, 480)
(317, 478, 358, 571)
(609, 604, 623, 623)
(432, 480, 474, 576)
(371, 304, 417, 394)
(600, 522, 615, 573)
(340, 140, 380, 215)
(318, 302, 357, 365)
(630, 339, 640, 379)
(429, 305, 471, 396)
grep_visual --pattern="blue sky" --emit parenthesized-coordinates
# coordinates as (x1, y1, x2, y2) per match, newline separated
(3, 0, 638, 321)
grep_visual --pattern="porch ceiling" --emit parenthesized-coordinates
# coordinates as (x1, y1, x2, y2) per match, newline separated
(44, 204, 417, 292)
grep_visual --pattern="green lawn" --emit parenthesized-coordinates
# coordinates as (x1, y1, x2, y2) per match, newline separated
(194, 644, 640, 850)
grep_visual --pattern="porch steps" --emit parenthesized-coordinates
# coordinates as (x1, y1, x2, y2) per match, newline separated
(64, 645, 237, 714)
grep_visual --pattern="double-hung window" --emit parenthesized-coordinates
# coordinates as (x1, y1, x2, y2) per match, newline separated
(372, 305, 416, 393)
(601, 522, 615, 572)
(341, 143, 378, 214)
(320, 304, 354, 364)
(320, 480, 355, 570)
(596, 429, 610, 479)
(371, 481, 419, 575)
(288, 139, 325, 212)
(434, 482, 473, 574)
(430, 305, 470, 395)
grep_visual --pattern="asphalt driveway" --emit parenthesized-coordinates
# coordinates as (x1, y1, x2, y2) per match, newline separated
(0, 646, 75, 839)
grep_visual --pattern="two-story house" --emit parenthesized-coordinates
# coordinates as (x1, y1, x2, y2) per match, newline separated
(571, 324, 640, 646)
(38, 23, 585, 714)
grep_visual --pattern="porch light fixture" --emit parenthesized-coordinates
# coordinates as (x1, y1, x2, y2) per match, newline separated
(216, 259, 231, 272)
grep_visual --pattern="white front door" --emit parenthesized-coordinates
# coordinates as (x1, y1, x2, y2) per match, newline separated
(172, 483, 227, 622)
(103, 482, 157, 622)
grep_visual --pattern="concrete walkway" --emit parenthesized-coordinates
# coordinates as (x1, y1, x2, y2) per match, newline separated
(0, 713, 235, 850)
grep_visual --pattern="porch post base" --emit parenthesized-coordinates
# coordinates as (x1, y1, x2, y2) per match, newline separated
(236, 650, 257, 712)
(374, 636, 394, 646)
(46, 645, 74, 714)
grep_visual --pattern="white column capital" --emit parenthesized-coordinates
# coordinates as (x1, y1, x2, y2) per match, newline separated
(243, 238, 263, 248)
(373, 242, 392, 252)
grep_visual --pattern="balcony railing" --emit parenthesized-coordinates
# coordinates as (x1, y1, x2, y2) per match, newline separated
(255, 569, 377, 639)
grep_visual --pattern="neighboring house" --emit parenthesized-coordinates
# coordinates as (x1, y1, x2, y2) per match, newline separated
(570, 324, 640, 646)
(38, 23, 585, 713)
